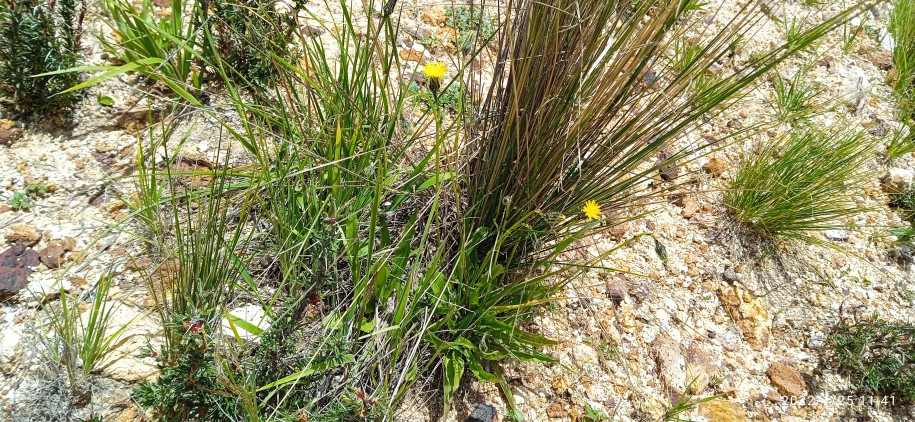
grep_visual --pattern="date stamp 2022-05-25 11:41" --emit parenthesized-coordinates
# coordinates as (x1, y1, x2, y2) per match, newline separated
(779, 394, 899, 408)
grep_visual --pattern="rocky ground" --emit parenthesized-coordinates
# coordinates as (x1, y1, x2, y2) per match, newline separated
(2, 1, 915, 421)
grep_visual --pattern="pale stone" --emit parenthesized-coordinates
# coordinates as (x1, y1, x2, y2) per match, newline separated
(221, 304, 271, 343)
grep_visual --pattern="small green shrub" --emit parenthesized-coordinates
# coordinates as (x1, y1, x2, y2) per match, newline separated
(891, 185, 915, 222)
(135, 317, 235, 421)
(826, 315, 915, 403)
(724, 127, 874, 244)
(197, 0, 300, 89)
(0, 0, 84, 113)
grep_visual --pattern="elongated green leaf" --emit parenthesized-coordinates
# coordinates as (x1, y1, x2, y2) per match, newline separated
(225, 310, 264, 336)
(40, 58, 163, 94)
(257, 354, 355, 391)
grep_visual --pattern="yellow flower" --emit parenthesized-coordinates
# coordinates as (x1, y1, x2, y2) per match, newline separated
(422, 62, 447, 80)
(582, 200, 602, 220)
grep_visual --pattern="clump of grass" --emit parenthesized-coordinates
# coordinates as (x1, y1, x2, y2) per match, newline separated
(105, 0, 868, 420)
(126, 1, 451, 419)
(45, 273, 128, 396)
(465, 0, 863, 262)
(826, 315, 915, 403)
(767, 65, 828, 122)
(0, 0, 84, 113)
(669, 38, 706, 73)
(662, 378, 721, 422)
(890, 0, 915, 124)
(724, 126, 875, 245)
(885, 124, 915, 160)
(455, 0, 861, 415)
(95, 0, 201, 104)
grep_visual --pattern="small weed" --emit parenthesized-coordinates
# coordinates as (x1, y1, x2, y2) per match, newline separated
(661, 378, 721, 422)
(0, 0, 84, 113)
(768, 66, 828, 121)
(408, 81, 463, 113)
(446, 6, 496, 54)
(891, 184, 915, 222)
(585, 337, 621, 361)
(849, 275, 872, 286)
(826, 315, 915, 403)
(724, 126, 875, 245)
(417, 31, 443, 49)
(669, 38, 706, 73)
(9, 191, 32, 210)
(842, 18, 866, 54)
(585, 403, 611, 421)
(9, 184, 50, 210)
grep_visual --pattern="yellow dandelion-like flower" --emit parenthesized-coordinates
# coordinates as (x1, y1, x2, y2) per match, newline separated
(422, 62, 447, 80)
(582, 200, 602, 220)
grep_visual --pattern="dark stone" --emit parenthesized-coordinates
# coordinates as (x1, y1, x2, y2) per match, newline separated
(606, 280, 628, 304)
(466, 403, 496, 422)
(301, 25, 325, 37)
(628, 283, 653, 302)
(0, 245, 40, 300)
(0, 125, 23, 146)
(656, 150, 679, 181)
(37, 242, 66, 269)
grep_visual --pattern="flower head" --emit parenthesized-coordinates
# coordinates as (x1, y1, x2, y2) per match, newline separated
(582, 200, 602, 220)
(422, 62, 447, 80)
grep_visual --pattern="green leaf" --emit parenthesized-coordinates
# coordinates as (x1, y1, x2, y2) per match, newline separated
(416, 171, 456, 191)
(360, 319, 377, 333)
(38, 58, 164, 94)
(442, 352, 465, 418)
(225, 310, 264, 336)
(465, 353, 501, 383)
(97, 95, 115, 106)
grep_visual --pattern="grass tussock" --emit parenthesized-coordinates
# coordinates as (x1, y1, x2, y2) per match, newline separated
(886, 0, 915, 158)
(724, 126, 875, 244)
(890, 0, 915, 124)
(44, 273, 128, 397)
